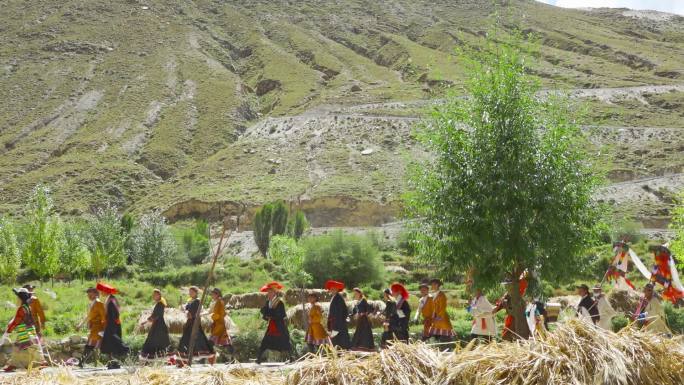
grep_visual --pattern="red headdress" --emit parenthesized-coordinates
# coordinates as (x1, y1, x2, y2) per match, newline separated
(96, 282, 118, 295)
(259, 281, 284, 293)
(390, 283, 409, 300)
(324, 280, 345, 291)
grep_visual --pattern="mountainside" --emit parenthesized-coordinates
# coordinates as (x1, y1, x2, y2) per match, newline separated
(1, 0, 683, 229)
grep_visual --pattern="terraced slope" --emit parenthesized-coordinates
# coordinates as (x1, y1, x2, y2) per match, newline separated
(1, 0, 683, 228)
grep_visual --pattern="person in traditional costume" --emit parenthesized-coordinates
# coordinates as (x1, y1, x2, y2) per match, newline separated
(139, 289, 171, 360)
(305, 293, 329, 352)
(592, 285, 617, 331)
(177, 286, 214, 364)
(649, 245, 684, 304)
(98, 283, 130, 367)
(427, 279, 454, 341)
(325, 280, 350, 349)
(525, 296, 546, 338)
(380, 288, 397, 348)
(576, 284, 599, 325)
(256, 281, 292, 364)
(494, 277, 528, 341)
(350, 288, 375, 351)
(468, 288, 496, 341)
(386, 283, 411, 344)
(208, 288, 232, 357)
(79, 287, 105, 367)
(23, 285, 46, 338)
(1, 288, 43, 372)
(413, 283, 433, 341)
(633, 283, 670, 335)
(608, 242, 636, 290)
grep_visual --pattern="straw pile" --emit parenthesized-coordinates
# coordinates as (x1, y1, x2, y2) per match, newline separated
(6, 319, 684, 385)
(135, 308, 238, 335)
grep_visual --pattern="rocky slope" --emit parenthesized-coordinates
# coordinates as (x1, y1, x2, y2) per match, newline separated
(1, 0, 683, 228)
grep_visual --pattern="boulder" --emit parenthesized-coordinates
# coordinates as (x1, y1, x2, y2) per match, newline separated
(283, 289, 346, 306)
(224, 292, 267, 309)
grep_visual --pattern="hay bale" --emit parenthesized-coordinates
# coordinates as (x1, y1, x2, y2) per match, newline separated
(136, 307, 238, 335)
(224, 292, 267, 309)
(287, 300, 386, 330)
(609, 288, 640, 314)
(284, 289, 346, 306)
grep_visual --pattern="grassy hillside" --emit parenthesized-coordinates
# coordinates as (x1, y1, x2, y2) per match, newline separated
(1, 0, 683, 227)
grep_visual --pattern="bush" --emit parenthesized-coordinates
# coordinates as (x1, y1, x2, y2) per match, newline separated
(288, 210, 309, 240)
(180, 219, 210, 264)
(129, 212, 177, 271)
(301, 231, 383, 288)
(664, 302, 684, 334)
(253, 204, 273, 257)
(612, 314, 629, 332)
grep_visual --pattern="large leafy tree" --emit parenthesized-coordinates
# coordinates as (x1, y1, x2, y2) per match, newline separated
(271, 200, 289, 236)
(86, 204, 127, 278)
(60, 221, 91, 281)
(406, 33, 600, 338)
(130, 212, 177, 271)
(22, 185, 62, 281)
(253, 203, 273, 257)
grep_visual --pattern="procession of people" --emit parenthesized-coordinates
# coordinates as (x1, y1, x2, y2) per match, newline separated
(0, 240, 680, 371)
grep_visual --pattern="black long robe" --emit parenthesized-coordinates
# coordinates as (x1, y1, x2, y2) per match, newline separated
(327, 293, 351, 349)
(392, 298, 411, 342)
(380, 299, 396, 347)
(141, 301, 171, 358)
(351, 298, 375, 351)
(259, 299, 291, 352)
(100, 296, 130, 356)
(178, 298, 214, 355)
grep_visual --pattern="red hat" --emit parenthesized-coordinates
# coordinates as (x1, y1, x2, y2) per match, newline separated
(259, 281, 284, 293)
(390, 283, 409, 299)
(324, 280, 345, 291)
(96, 282, 118, 295)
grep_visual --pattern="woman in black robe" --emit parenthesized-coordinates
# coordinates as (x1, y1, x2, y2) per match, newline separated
(98, 283, 130, 363)
(256, 282, 292, 364)
(380, 289, 397, 348)
(326, 280, 350, 349)
(351, 288, 375, 351)
(140, 289, 171, 359)
(178, 286, 214, 360)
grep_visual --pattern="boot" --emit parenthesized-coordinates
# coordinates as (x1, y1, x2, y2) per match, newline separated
(255, 348, 265, 364)
(79, 346, 94, 368)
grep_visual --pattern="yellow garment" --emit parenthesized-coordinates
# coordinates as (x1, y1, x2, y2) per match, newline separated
(87, 299, 106, 345)
(431, 291, 452, 331)
(210, 299, 228, 338)
(29, 296, 46, 333)
(642, 297, 670, 335)
(306, 304, 328, 342)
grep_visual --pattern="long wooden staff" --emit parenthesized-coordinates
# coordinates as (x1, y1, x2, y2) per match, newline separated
(187, 222, 231, 366)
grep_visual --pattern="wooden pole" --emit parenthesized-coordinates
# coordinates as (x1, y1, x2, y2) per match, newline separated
(187, 222, 231, 366)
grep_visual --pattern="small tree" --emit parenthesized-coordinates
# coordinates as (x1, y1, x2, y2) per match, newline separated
(22, 185, 62, 282)
(60, 221, 91, 282)
(671, 192, 684, 263)
(182, 219, 210, 264)
(253, 203, 273, 257)
(0, 217, 21, 284)
(271, 201, 289, 236)
(289, 210, 309, 241)
(270, 235, 311, 327)
(130, 212, 177, 271)
(86, 204, 127, 278)
(405, 32, 600, 339)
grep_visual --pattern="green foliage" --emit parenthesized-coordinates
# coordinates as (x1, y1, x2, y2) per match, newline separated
(301, 230, 383, 288)
(664, 302, 684, 334)
(22, 185, 62, 281)
(670, 192, 684, 264)
(253, 203, 273, 257)
(270, 235, 311, 288)
(0, 217, 21, 284)
(611, 314, 629, 332)
(85, 204, 127, 277)
(129, 212, 177, 271)
(271, 200, 289, 237)
(60, 221, 91, 280)
(405, 31, 600, 289)
(181, 219, 210, 265)
(289, 210, 309, 241)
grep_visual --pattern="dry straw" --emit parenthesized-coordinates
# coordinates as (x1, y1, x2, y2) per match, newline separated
(4, 319, 684, 385)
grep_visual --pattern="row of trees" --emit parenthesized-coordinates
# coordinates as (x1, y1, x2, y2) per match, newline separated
(0, 186, 210, 283)
(253, 200, 309, 257)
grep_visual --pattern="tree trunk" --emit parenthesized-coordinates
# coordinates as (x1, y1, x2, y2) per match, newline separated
(509, 278, 530, 340)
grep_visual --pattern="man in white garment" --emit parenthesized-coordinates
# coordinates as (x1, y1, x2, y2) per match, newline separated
(592, 285, 616, 331)
(468, 288, 496, 341)
(634, 283, 670, 335)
